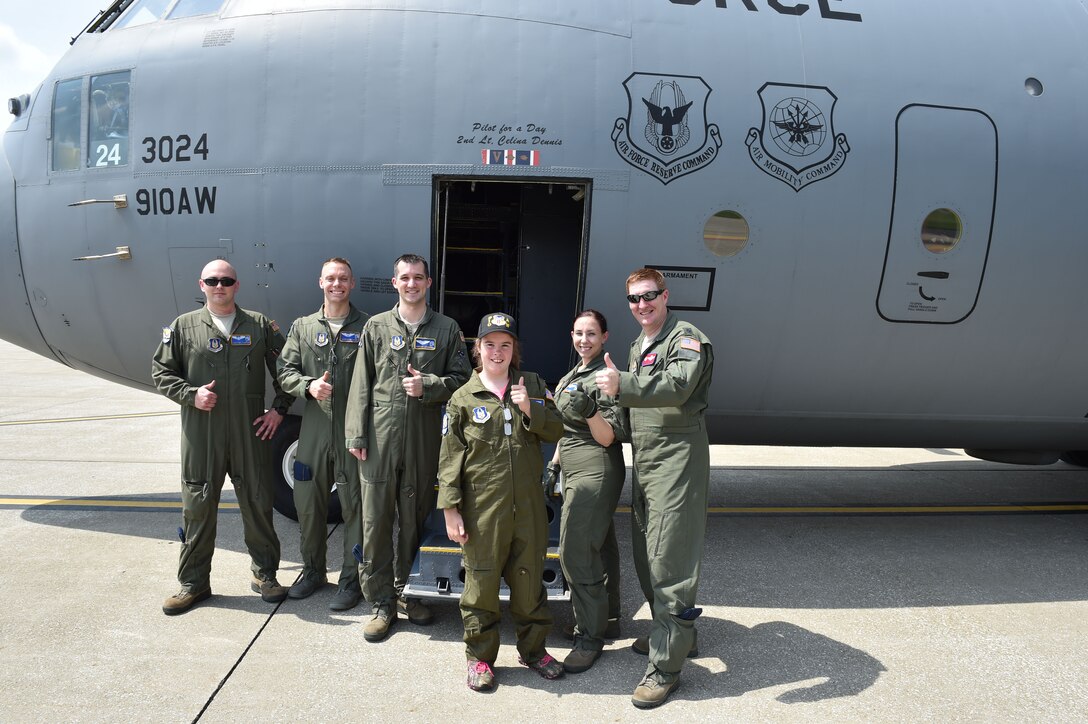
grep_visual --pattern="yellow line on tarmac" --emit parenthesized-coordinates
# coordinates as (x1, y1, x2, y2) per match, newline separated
(611, 504, 1088, 514)
(0, 411, 178, 426)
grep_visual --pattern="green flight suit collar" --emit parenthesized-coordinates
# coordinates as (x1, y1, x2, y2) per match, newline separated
(634, 311, 679, 354)
(390, 302, 434, 329)
(317, 302, 364, 326)
(199, 305, 253, 336)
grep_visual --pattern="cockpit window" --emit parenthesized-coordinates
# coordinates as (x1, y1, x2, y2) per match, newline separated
(51, 79, 82, 172)
(168, 0, 224, 19)
(113, 0, 172, 29)
(88, 72, 130, 168)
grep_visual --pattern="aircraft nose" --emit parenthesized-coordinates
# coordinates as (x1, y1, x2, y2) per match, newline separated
(0, 137, 56, 360)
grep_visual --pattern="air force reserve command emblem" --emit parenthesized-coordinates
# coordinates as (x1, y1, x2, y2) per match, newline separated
(746, 82, 850, 192)
(613, 73, 722, 185)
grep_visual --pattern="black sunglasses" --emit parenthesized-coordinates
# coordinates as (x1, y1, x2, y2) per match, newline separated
(202, 277, 237, 287)
(626, 289, 664, 304)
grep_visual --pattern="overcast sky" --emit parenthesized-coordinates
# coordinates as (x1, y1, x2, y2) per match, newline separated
(0, 2, 101, 110)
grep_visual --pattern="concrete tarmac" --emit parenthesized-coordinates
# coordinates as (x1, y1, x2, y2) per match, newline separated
(1, 339, 1087, 722)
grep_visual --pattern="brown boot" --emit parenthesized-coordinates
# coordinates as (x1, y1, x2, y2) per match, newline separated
(363, 604, 396, 642)
(631, 670, 680, 709)
(250, 576, 288, 603)
(162, 587, 211, 616)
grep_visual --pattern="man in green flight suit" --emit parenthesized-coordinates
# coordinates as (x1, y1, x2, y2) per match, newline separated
(346, 253, 472, 642)
(595, 267, 715, 709)
(278, 257, 368, 611)
(153, 259, 293, 615)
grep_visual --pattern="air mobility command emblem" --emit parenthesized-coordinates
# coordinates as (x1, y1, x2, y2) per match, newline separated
(746, 82, 850, 192)
(208, 337, 223, 353)
(315, 331, 330, 347)
(390, 335, 405, 350)
(472, 406, 491, 423)
(613, 73, 722, 185)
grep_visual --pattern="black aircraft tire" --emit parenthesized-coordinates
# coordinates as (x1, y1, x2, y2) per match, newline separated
(269, 415, 343, 523)
(1060, 451, 1088, 468)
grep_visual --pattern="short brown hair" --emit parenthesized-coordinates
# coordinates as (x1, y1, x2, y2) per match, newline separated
(322, 257, 352, 273)
(625, 267, 666, 291)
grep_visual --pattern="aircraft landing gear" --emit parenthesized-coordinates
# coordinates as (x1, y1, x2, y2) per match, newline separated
(269, 414, 343, 523)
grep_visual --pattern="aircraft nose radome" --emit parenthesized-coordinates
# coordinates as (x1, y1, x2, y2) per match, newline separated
(0, 138, 56, 361)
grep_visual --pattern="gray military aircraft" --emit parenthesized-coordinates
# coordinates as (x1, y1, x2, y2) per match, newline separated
(2, 0, 1085, 533)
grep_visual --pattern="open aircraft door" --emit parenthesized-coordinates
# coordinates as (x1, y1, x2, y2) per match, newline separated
(434, 178, 589, 385)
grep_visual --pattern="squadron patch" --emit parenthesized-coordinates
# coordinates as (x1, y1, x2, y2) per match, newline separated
(270, 320, 280, 333)
(471, 406, 491, 423)
(340, 331, 360, 344)
(414, 337, 436, 350)
(441, 413, 449, 436)
(642, 353, 657, 367)
(161, 327, 172, 345)
(745, 82, 850, 192)
(315, 331, 330, 347)
(230, 334, 252, 346)
(208, 337, 224, 353)
(390, 335, 405, 351)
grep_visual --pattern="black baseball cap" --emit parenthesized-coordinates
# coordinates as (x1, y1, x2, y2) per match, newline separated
(477, 312, 517, 340)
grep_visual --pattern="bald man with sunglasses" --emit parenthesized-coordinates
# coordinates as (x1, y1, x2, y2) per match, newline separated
(153, 259, 294, 615)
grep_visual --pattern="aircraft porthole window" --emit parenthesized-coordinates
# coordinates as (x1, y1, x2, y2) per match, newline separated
(1025, 78, 1044, 97)
(703, 210, 750, 257)
(921, 208, 962, 254)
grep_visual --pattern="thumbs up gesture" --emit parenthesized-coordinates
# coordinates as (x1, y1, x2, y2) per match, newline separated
(309, 370, 333, 401)
(194, 379, 218, 410)
(595, 353, 620, 396)
(510, 375, 531, 415)
(402, 363, 424, 398)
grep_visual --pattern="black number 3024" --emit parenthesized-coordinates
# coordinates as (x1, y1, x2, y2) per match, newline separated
(141, 133, 209, 163)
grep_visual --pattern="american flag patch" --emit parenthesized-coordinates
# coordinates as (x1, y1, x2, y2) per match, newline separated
(680, 337, 701, 353)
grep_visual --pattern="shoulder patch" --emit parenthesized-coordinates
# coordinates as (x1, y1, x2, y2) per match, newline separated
(441, 412, 449, 436)
(161, 327, 172, 344)
(270, 320, 280, 333)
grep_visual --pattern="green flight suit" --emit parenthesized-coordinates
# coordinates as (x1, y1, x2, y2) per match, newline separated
(278, 304, 368, 593)
(615, 311, 714, 683)
(152, 306, 292, 593)
(437, 370, 565, 664)
(554, 354, 629, 650)
(344, 305, 471, 609)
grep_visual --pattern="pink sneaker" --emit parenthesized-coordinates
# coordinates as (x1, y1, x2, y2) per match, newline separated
(467, 659, 496, 691)
(519, 652, 565, 680)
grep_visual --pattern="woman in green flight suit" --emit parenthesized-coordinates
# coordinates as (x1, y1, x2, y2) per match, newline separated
(550, 309, 628, 674)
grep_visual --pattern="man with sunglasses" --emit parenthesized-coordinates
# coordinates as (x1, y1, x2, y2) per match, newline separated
(277, 257, 368, 611)
(153, 259, 294, 615)
(595, 267, 714, 709)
